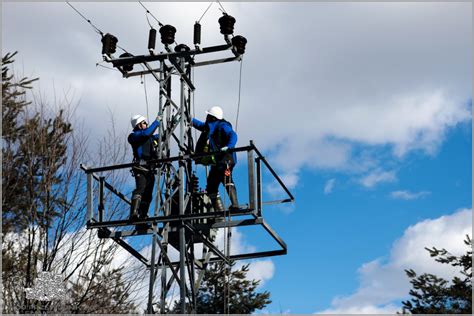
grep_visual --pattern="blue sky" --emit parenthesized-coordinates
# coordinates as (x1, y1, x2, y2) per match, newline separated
(258, 124, 472, 313)
(2, 2, 472, 313)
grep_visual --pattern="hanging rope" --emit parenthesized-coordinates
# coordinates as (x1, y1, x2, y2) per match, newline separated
(234, 58, 243, 132)
(222, 165, 233, 314)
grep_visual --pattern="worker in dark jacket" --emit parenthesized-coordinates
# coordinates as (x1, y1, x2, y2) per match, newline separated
(128, 114, 161, 221)
(192, 106, 239, 211)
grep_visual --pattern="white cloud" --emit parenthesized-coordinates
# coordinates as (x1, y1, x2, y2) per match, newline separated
(324, 179, 336, 194)
(3, 2, 470, 183)
(316, 208, 472, 314)
(317, 303, 400, 314)
(390, 190, 431, 200)
(236, 259, 275, 288)
(359, 169, 397, 188)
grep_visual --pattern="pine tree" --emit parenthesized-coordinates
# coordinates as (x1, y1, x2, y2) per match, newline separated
(401, 235, 472, 314)
(2, 51, 39, 233)
(171, 261, 271, 313)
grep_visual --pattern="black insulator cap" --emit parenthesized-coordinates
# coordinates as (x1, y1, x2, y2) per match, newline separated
(148, 28, 157, 50)
(174, 44, 190, 53)
(159, 24, 176, 45)
(101, 33, 118, 55)
(194, 22, 201, 45)
(232, 35, 247, 55)
(119, 53, 134, 72)
(218, 13, 236, 35)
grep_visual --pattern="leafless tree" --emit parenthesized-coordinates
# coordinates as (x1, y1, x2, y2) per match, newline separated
(2, 52, 146, 313)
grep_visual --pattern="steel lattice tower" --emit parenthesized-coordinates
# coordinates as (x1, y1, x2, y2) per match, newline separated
(81, 15, 293, 314)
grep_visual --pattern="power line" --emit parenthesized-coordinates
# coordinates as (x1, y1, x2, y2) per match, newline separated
(197, 2, 214, 23)
(145, 12, 153, 29)
(216, 0, 228, 14)
(67, 2, 130, 55)
(66, 2, 103, 36)
(138, 1, 164, 27)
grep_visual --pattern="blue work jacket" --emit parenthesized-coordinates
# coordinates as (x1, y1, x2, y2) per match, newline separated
(192, 118, 238, 165)
(128, 120, 160, 161)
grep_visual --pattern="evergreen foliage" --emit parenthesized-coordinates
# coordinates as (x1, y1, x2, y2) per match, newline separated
(401, 235, 472, 314)
(2, 51, 39, 233)
(171, 261, 271, 314)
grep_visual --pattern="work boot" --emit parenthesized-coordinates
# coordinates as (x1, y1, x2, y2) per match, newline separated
(135, 222, 151, 231)
(227, 185, 240, 211)
(129, 194, 141, 220)
(136, 201, 151, 231)
(138, 201, 150, 219)
(211, 194, 225, 223)
(211, 194, 225, 212)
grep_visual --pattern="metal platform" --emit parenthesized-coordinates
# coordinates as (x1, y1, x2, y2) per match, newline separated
(81, 143, 293, 312)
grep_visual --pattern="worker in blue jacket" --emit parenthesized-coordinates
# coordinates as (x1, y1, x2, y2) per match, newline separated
(192, 106, 239, 211)
(128, 114, 161, 222)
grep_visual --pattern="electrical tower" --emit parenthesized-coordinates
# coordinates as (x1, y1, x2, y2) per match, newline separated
(81, 11, 293, 314)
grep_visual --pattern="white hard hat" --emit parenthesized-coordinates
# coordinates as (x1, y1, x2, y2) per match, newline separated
(206, 106, 223, 120)
(131, 114, 147, 128)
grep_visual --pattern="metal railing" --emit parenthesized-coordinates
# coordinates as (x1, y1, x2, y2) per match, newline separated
(80, 140, 293, 263)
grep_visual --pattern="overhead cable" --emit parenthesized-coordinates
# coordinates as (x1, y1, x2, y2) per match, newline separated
(197, 2, 214, 23)
(216, 0, 228, 14)
(66, 2, 104, 36)
(66, 2, 129, 55)
(138, 1, 164, 27)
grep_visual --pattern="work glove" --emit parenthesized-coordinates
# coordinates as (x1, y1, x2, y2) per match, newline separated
(156, 113, 163, 122)
(220, 146, 229, 152)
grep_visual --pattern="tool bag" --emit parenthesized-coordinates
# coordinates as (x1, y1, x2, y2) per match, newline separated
(195, 131, 216, 165)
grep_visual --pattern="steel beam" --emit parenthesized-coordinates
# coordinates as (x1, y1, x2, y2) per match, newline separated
(86, 172, 93, 222)
(86, 208, 255, 229)
(252, 145, 295, 202)
(247, 145, 256, 211)
(192, 56, 241, 68)
(108, 44, 231, 67)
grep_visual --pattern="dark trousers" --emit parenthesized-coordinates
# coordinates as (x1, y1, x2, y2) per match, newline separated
(206, 164, 234, 198)
(132, 171, 155, 216)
